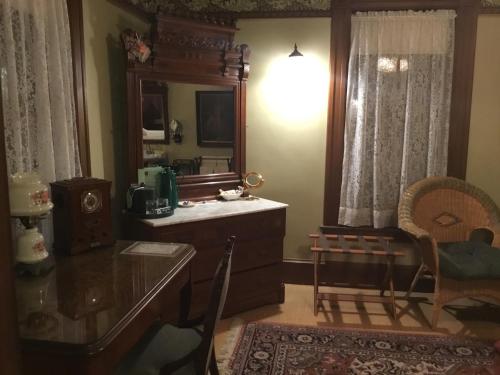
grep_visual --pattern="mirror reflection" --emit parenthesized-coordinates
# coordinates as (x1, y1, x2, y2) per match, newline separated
(141, 81, 235, 177)
(142, 81, 169, 142)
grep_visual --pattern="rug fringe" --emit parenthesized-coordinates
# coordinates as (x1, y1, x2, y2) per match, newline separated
(217, 318, 245, 374)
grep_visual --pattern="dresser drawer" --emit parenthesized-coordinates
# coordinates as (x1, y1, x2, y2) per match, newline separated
(190, 263, 284, 317)
(191, 237, 283, 282)
(152, 208, 286, 247)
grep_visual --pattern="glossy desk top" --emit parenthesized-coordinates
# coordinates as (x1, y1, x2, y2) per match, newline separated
(16, 241, 195, 353)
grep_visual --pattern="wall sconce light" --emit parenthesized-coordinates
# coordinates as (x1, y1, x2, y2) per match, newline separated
(289, 43, 303, 58)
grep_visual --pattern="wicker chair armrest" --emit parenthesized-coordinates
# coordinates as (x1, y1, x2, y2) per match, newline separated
(398, 219, 431, 241)
(398, 220, 438, 274)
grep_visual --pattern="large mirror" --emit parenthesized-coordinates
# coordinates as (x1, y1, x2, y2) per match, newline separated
(141, 81, 235, 177)
(124, 16, 250, 199)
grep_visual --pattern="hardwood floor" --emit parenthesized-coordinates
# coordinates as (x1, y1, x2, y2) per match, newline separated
(215, 283, 500, 353)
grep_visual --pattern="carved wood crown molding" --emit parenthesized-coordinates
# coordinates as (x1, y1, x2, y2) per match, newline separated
(239, 44, 250, 81)
(222, 44, 250, 81)
(157, 31, 228, 50)
(111, 0, 330, 18)
(112, 0, 499, 18)
(155, 29, 249, 54)
(122, 16, 250, 82)
(141, 16, 250, 81)
(158, 9, 237, 27)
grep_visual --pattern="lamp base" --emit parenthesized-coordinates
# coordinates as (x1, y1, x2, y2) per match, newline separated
(16, 227, 49, 264)
(16, 255, 55, 277)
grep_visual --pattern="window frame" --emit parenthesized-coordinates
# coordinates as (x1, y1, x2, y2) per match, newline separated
(67, 0, 91, 176)
(324, 0, 480, 226)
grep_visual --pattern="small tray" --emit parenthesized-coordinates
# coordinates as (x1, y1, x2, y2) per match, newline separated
(121, 242, 187, 257)
(178, 200, 195, 208)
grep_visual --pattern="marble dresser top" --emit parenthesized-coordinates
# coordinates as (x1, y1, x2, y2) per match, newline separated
(142, 197, 288, 227)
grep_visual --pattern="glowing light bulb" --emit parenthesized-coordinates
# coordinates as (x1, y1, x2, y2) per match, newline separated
(260, 52, 329, 126)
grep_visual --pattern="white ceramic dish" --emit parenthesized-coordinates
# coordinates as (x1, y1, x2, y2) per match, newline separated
(219, 189, 242, 201)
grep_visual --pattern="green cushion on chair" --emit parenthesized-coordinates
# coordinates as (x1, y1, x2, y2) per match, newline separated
(116, 324, 202, 375)
(438, 241, 500, 280)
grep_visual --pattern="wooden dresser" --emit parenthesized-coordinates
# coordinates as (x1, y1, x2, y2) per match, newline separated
(125, 198, 287, 317)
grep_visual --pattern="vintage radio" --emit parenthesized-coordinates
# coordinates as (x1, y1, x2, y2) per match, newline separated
(51, 178, 114, 255)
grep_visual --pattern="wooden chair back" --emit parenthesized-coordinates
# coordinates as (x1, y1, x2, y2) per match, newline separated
(197, 235, 236, 374)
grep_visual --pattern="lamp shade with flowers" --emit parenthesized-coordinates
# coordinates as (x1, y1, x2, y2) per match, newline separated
(9, 173, 53, 264)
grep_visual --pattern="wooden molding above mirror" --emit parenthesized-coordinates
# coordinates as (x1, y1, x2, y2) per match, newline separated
(124, 16, 250, 199)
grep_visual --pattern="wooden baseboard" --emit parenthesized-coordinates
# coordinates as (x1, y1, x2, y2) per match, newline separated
(283, 259, 434, 293)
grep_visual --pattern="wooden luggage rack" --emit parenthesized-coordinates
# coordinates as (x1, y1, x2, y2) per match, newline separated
(309, 231, 404, 318)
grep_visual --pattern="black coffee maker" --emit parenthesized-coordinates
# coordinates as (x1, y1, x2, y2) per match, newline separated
(127, 185, 153, 215)
(126, 184, 173, 218)
(126, 167, 178, 218)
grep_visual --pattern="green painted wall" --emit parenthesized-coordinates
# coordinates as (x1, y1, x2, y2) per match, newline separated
(82, 0, 148, 232)
(164, 83, 233, 161)
(83, 0, 148, 189)
(82, 5, 500, 258)
(235, 18, 331, 260)
(467, 15, 500, 208)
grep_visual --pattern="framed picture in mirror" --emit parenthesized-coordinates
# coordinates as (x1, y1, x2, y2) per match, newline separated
(196, 91, 234, 147)
(142, 81, 169, 144)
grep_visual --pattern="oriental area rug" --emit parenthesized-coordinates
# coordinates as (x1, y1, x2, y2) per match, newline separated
(223, 322, 498, 375)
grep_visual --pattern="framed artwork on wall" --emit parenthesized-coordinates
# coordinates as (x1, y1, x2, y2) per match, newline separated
(482, 0, 500, 12)
(196, 91, 235, 147)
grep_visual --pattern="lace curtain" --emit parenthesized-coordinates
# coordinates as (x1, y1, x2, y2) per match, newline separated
(338, 10, 456, 228)
(0, 0, 81, 181)
(0, 0, 81, 251)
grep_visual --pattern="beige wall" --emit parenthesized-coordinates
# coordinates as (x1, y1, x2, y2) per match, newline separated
(82, 7, 500, 258)
(164, 83, 233, 160)
(466, 15, 500, 208)
(82, 0, 148, 232)
(235, 19, 331, 260)
(82, 0, 148, 190)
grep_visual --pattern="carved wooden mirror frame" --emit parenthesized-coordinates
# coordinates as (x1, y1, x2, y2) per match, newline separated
(125, 16, 250, 199)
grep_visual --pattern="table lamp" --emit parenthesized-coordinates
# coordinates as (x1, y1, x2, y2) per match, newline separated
(9, 172, 54, 264)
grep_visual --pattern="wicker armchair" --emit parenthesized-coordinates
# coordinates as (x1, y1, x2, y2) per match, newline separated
(398, 176, 500, 328)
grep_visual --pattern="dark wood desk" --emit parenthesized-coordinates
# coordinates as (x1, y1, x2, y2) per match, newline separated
(16, 241, 195, 375)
